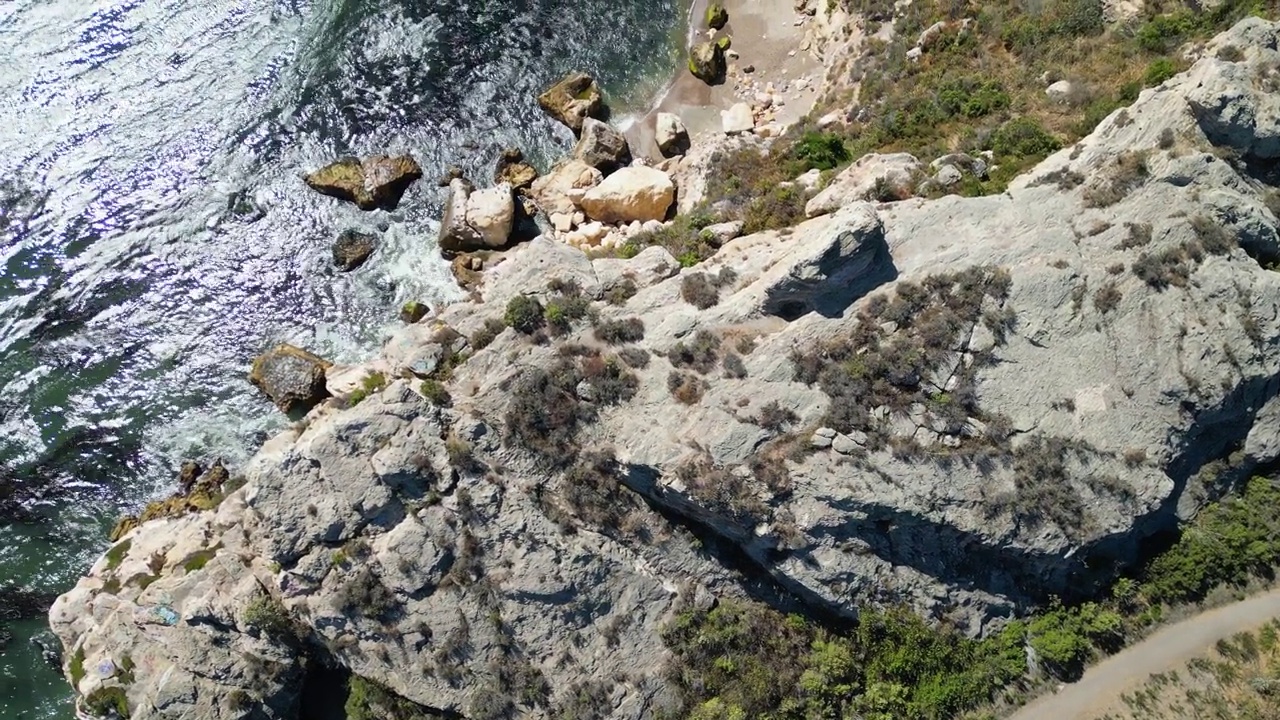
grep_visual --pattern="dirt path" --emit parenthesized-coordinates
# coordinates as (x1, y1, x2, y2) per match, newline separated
(1007, 588, 1280, 720)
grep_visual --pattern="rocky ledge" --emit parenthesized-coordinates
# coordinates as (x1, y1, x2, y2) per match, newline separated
(51, 17, 1280, 720)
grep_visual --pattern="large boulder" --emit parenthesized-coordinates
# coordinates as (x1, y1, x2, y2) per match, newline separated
(805, 152, 924, 217)
(438, 179, 515, 253)
(580, 166, 675, 224)
(494, 147, 538, 191)
(721, 102, 755, 135)
(331, 230, 376, 272)
(572, 118, 633, 174)
(529, 159, 604, 217)
(536, 72, 604, 135)
(656, 112, 691, 157)
(304, 155, 423, 211)
(248, 344, 331, 413)
(689, 41, 726, 84)
(465, 183, 516, 248)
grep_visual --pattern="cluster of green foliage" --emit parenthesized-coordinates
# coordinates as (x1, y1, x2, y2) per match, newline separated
(621, 209, 720, 267)
(346, 371, 387, 407)
(504, 295, 545, 335)
(661, 601, 1024, 720)
(345, 675, 436, 720)
(242, 595, 294, 638)
(660, 475, 1280, 718)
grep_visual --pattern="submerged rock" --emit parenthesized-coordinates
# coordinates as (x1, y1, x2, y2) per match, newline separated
(248, 344, 331, 413)
(331, 230, 376, 271)
(494, 147, 539, 191)
(536, 72, 604, 134)
(573, 118, 633, 174)
(580, 166, 675, 224)
(689, 41, 726, 84)
(304, 155, 423, 211)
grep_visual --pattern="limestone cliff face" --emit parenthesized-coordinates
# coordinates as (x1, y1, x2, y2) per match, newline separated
(51, 18, 1280, 720)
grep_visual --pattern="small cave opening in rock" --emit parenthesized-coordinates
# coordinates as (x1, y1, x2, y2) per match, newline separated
(299, 660, 350, 720)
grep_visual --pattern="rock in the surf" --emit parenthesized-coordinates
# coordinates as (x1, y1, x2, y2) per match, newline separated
(304, 155, 423, 211)
(655, 112, 691, 157)
(537, 72, 604, 134)
(494, 148, 538, 191)
(248, 344, 332, 413)
(689, 41, 726, 84)
(331, 230, 376, 271)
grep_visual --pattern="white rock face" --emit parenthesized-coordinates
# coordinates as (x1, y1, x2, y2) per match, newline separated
(49, 18, 1280, 720)
(580, 166, 675, 224)
(1046, 79, 1075, 101)
(721, 102, 755, 135)
(805, 152, 924, 217)
(464, 182, 514, 247)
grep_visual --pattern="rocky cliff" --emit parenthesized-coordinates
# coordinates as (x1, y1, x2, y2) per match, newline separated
(50, 17, 1280, 720)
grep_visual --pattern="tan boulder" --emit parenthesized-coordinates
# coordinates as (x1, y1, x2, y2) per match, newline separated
(304, 155, 422, 210)
(537, 72, 604, 134)
(580, 166, 675, 224)
(248, 344, 332, 413)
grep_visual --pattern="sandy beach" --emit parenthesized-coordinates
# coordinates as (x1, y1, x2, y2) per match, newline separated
(626, 0, 822, 158)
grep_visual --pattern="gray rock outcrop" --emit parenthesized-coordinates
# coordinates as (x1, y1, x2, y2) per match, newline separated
(51, 18, 1280, 720)
(437, 179, 515, 253)
(655, 112, 690, 157)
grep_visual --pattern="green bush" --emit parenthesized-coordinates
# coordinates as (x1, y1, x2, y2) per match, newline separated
(419, 379, 452, 406)
(792, 131, 851, 171)
(345, 675, 436, 720)
(1142, 476, 1280, 606)
(504, 295, 545, 334)
(346, 371, 387, 406)
(242, 595, 293, 637)
(1143, 57, 1179, 86)
(991, 117, 1061, 159)
(937, 78, 1010, 119)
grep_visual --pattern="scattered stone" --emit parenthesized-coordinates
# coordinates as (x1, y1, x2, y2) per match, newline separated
(722, 102, 755, 135)
(655, 112, 691, 157)
(831, 433, 859, 454)
(1046, 80, 1075, 102)
(248, 344, 332, 413)
(550, 213, 574, 233)
(399, 301, 429, 324)
(701, 220, 744, 247)
(935, 164, 963, 187)
(689, 41, 727, 84)
(537, 72, 604, 134)
(304, 155, 423, 211)
(580, 167, 675, 224)
(331, 230, 376, 271)
(494, 148, 538, 191)
(573, 118, 633, 174)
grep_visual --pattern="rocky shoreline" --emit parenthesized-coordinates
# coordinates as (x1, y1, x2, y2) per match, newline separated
(46, 9, 1280, 720)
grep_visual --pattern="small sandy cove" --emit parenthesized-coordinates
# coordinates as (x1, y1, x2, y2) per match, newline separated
(626, 0, 822, 158)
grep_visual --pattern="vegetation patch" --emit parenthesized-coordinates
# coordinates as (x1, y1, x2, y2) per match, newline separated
(242, 594, 294, 638)
(505, 295, 546, 335)
(669, 330, 723, 374)
(592, 317, 645, 344)
(505, 351, 636, 466)
(346, 371, 388, 407)
(543, 278, 593, 336)
(791, 266, 1014, 450)
(345, 674, 437, 720)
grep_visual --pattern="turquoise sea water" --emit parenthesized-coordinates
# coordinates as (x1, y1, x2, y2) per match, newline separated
(0, 0, 682, 716)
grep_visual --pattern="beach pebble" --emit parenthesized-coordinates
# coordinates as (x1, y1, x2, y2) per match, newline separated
(742, 64, 755, 73)
(754, 92, 773, 109)
(721, 102, 755, 135)
(788, 49, 796, 57)
(572, 211, 586, 226)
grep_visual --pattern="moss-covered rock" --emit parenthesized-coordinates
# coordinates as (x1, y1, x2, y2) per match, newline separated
(689, 41, 726, 85)
(332, 230, 377, 271)
(536, 72, 604, 134)
(304, 155, 423, 211)
(399, 300, 429, 324)
(706, 3, 728, 29)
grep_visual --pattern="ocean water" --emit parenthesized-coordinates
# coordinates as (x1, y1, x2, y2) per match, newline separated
(0, 0, 682, 716)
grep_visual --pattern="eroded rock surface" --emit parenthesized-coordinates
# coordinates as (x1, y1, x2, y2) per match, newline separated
(52, 18, 1280, 720)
